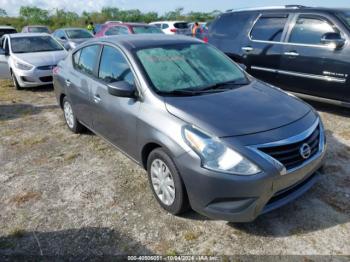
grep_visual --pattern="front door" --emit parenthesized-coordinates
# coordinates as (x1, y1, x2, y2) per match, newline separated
(91, 44, 139, 155)
(279, 14, 350, 102)
(0, 37, 10, 79)
(242, 13, 290, 86)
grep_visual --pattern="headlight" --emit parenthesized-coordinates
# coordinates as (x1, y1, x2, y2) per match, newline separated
(183, 126, 261, 175)
(14, 60, 33, 70)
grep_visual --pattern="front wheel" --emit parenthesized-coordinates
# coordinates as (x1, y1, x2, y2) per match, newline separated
(147, 148, 189, 215)
(11, 71, 22, 90)
(62, 97, 84, 133)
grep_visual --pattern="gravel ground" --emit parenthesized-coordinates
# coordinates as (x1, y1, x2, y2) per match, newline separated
(0, 80, 349, 258)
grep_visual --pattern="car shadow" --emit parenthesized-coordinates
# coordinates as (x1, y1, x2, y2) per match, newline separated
(24, 84, 54, 93)
(0, 104, 58, 121)
(228, 130, 350, 237)
(0, 227, 154, 257)
(306, 100, 350, 118)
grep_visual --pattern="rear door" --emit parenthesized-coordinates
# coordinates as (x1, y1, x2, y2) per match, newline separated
(0, 37, 11, 79)
(242, 13, 290, 85)
(68, 44, 101, 127)
(279, 13, 350, 102)
(90, 44, 140, 154)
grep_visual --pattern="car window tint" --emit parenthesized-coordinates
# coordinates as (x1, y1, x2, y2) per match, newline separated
(153, 24, 161, 28)
(174, 23, 188, 29)
(211, 12, 252, 38)
(132, 26, 163, 34)
(289, 17, 335, 45)
(77, 45, 100, 75)
(118, 27, 129, 35)
(250, 15, 288, 42)
(162, 24, 169, 29)
(98, 45, 134, 85)
(0, 28, 16, 37)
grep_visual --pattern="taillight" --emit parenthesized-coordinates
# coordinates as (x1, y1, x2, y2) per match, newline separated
(53, 66, 59, 75)
(170, 28, 177, 33)
(203, 37, 208, 43)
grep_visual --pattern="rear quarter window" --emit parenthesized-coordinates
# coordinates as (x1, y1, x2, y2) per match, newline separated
(210, 12, 253, 39)
(174, 23, 188, 29)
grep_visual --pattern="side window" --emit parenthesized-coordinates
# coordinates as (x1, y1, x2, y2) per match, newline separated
(105, 27, 120, 36)
(250, 15, 288, 42)
(98, 45, 134, 85)
(289, 16, 336, 45)
(118, 27, 129, 35)
(211, 12, 252, 38)
(154, 24, 161, 28)
(72, 49, 81, 68)
(77, 45, 100, 75)
(162, 24, 169, 29)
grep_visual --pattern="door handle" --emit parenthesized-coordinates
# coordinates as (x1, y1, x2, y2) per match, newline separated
(93, 94, 101, 103)
(284, 51, 299, 57)
(65, 79, 71, 87)
(242, 46, 254, 52)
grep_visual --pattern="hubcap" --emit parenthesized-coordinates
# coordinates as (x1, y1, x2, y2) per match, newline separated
(63, 101, 74, 129)
(150, 159, 176, 206)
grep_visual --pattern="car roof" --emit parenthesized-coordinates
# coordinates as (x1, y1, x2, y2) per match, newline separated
(90, 34, 201, 50)
(9, 33, 51, 38)
(227, 6, 350, 14)
(57, 28, 89, 31)
(0, 25, 16, 29)
(150, 21, 187, 24)
(24, 25, 49, 28)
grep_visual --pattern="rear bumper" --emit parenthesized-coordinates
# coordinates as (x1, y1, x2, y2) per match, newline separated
(176, 136, 326, 222)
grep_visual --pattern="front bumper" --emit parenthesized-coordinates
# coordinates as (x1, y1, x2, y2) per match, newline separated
(13, 67, 53, 87)
(175, 116, 326, 222)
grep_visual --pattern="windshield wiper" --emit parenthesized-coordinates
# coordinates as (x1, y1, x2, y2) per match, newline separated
(198, 80, 250, 91)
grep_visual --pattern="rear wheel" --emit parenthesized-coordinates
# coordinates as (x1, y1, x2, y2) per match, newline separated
(11, 70, 22, 90)
(147, 148, 189, 215)
(63, 97, 84, 133)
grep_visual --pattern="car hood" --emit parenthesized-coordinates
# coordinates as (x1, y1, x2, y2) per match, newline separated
(164, 81, 311, 137)
(13, 50, 67, 67)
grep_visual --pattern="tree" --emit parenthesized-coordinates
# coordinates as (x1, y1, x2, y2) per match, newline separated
(0, 8, 7, 17)
(19, 6, 49, 24)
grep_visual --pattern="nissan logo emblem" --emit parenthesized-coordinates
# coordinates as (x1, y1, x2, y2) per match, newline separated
(300, 143, 312, 159)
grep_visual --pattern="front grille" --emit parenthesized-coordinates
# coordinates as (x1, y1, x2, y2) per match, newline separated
(39, 76, 53, 82)
(259, 125, 320, 170)
(37, 65, 56, 70)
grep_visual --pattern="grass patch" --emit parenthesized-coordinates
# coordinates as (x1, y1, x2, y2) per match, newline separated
(23, 136, 48, 146)
(10, 191, 42, 207)
(9, 228, 26, 238)
(166, 249, 178, 256)
(183, 231, 199, 241)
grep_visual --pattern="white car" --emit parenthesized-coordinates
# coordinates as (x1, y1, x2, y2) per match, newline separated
(149, 21, 189, 35)
(0, 33, 67, 89)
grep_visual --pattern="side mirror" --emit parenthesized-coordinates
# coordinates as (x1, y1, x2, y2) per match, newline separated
(60, 36, 67, 41)
(321, 32, 345, 49)
(107, 81, 136, 98)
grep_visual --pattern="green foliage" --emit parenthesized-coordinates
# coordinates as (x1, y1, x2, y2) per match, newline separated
(0, 6, 220, 32)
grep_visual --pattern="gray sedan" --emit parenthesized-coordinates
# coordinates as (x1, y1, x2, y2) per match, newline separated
(53, 35, 326, 222)
(52, 28, 93, 50)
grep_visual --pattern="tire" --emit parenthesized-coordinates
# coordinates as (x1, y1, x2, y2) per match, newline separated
(147, 148, 190, 215)
(11, 70, 22, 90)
(62, 97, 84, 133)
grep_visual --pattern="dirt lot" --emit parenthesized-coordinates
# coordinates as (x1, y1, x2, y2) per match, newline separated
(0, 79, 349, 258)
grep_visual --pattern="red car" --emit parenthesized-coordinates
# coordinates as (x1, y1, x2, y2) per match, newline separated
(94, 22, 163, 37)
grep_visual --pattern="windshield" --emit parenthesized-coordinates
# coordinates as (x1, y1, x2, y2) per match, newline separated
(132, 26, 163, 34)
(338, 11, 350, 28)
(66, 29, 93, 39)
(136, 43, 247, 94)
(28, 27, 49, 33)
(11, 36, 64, 53)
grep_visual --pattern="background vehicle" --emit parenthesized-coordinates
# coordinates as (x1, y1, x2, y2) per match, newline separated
(0, 33, 67, 89)
(53, 28, 93, 50)
(149, 21, 189, 35)
(53, 35, 325, 222)
(22, 25, 50, 33)
(208, 5, 350, 107)
(0, 25, 17, 37)
(94, 22, 163, 37)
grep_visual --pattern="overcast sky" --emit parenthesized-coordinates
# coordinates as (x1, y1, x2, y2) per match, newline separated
(1, 0, 349, 16)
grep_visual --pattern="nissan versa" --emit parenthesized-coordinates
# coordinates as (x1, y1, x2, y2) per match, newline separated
(53, 35, 326, 222)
